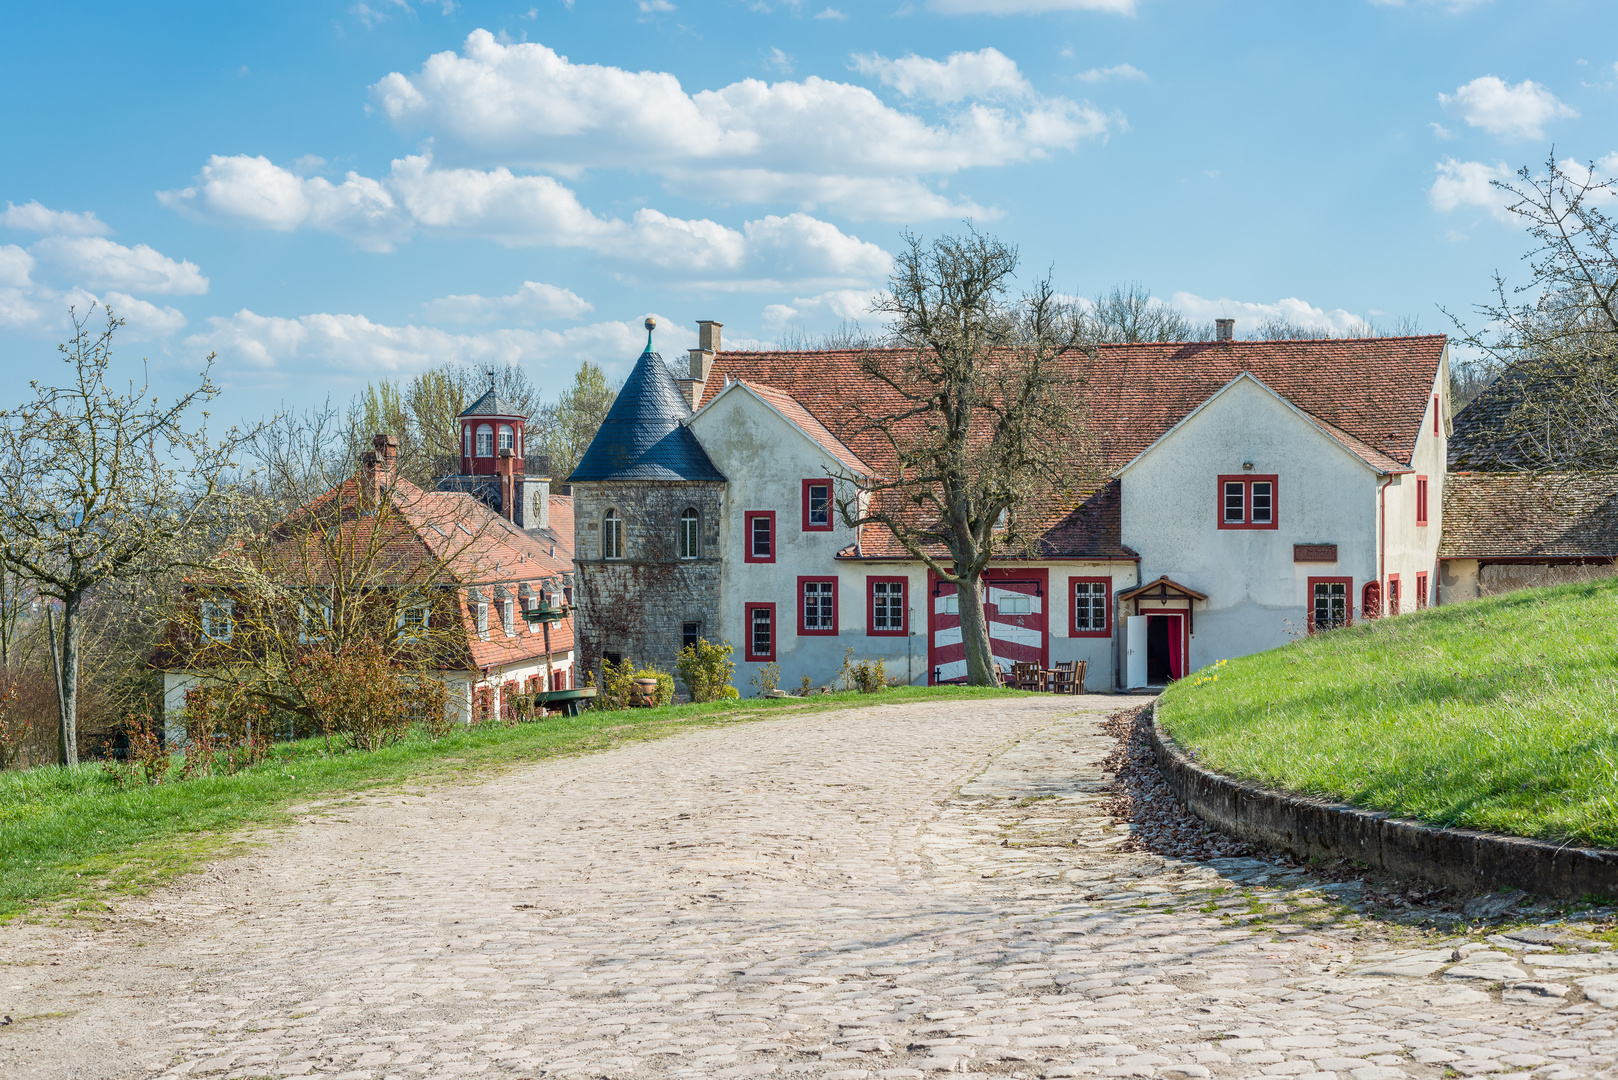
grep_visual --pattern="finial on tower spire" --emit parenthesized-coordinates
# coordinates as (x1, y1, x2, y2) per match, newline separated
(644, 315, 657, 352)
(485, 366, 496, 390)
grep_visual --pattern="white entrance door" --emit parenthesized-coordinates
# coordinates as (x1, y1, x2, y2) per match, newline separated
(1125, 615, 1147, 689)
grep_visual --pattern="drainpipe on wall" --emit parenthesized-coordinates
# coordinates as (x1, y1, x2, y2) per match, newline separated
(1377, 474, 1393, 618)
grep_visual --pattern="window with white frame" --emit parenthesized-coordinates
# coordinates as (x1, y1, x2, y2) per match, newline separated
(748, 604, 774, 660)
(397, 603, 429, 641)
(500, 596, 514, 636)
(1218, 474, 1278, 529)
(679, 508, 700, 559)
(200, 598, 233, 643)
(471, 592, 489, 640)
(498, 424, 514, 452)
(298, 593, 330, 643)
(603, 509, 624, 559)
(871, 579, 905, 633)
(1073, 580, 1108, 634)
(801, 579, 835, 632)
(475, 424, 494, 457)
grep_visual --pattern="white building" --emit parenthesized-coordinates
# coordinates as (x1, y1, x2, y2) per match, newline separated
(569, 322, 1451, 691)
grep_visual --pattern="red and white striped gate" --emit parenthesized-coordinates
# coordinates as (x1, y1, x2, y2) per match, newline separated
(928, 570, 1048, 684)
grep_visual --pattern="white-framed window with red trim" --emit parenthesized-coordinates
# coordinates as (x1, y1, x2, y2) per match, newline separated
(744, 511, 775, 563)
(745, 602, 776, 661)
(867, 577, 907, 637)
(798, 576, 838, 635)
(1387, 573, 1402, 615)
(1217, 474, 1278, 530)
(1308, 576, 1352, 632)
(1069, 576, 1111, 638)
(801, 479, 833, 532)
(1416, 571, 1429, 610)
(1415, 475, 1429, 527)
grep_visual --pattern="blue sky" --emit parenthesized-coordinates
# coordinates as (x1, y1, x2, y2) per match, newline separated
(1, 0, 1613, 427)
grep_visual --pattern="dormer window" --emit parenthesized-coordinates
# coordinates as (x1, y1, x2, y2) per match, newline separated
(476, 424, 494, 457)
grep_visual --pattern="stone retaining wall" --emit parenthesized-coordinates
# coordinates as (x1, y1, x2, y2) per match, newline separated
(1150, 709, 1618, 901)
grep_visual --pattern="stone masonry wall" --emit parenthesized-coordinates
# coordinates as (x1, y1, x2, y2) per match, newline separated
(572, 480, 724, 686)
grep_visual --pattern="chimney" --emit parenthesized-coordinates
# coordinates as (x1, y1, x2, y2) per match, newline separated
(1215, 318, 1235, 342)
(360, 433, 398, 511)
(677, 320, 722, 410)
(497, 448, 516, 522)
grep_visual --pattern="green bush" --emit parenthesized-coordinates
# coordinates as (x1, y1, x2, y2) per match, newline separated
(749, 662, 781, 697)
(677, 638, 736, 702)
(852, 658, 887, 694)
(598, 656, 637, 711)
(633, 665, 675, 707)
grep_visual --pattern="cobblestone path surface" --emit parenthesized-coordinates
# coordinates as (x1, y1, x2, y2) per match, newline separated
(3, 696, 1616, 1080)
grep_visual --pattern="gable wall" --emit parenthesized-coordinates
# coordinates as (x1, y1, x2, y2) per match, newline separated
(1383, 351, 1449, 610)
(1120, 377, 1380, 670)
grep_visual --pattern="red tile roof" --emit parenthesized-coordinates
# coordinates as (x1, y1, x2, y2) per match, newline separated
(719, 380, 874, 476)
(1439, 472, 1618, 559)
(705, 336, 1446, 558)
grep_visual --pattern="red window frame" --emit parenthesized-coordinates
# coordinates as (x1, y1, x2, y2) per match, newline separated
(866, 576, 908, 637)
(1416, 572, 1429, 610)
(744, 511, 775, 563)
(797, 576, 838, 636)
(1415, 475, 1429, 527)
(1387, 573, 1401, 615)
(745, 602, 776, 661)
(1217, 474, 1279, 530)
(1433, 395, 1440, 436)
(801, 479, 834, 532)
(1307, 576, 1353, 633)
(1068, 576, 1111, 638)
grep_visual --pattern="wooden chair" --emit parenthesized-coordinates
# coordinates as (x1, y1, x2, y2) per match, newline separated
(1049, 661, 1075, 695)
(1013, 661, 1043, 691)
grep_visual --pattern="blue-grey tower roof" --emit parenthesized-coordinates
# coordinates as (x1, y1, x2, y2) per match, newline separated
(568, 322, 726, 483)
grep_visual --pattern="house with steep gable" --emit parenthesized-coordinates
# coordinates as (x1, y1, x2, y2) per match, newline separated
(569, 320, 1452, 691)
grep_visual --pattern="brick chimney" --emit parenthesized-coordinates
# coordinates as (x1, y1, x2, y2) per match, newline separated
(497, 448, 517, 522)
(360, 433, 398, 511)
(677, 319, 723, 409)
(1215, 318, 1235, 342)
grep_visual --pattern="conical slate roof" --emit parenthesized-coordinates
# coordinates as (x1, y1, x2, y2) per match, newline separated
(568, 343, 725, 483)
(460, 385, 525, 418)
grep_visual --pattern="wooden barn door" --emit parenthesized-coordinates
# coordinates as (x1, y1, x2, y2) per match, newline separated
(928, 571, 1048, 684)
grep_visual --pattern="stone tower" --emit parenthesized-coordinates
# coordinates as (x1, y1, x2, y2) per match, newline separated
(568, 319, 726, 682)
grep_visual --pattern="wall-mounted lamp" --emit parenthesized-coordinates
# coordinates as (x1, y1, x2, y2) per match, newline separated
(1241, 461, 1255, 472)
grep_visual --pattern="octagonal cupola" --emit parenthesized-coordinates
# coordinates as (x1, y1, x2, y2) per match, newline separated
(459, 372, 526, 477)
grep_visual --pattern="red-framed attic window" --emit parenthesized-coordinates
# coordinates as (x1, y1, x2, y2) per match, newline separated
(867, 577, 907, 637)
(1217, 474, 1279, 530)
(798, 576, 838, 636)
(1069, 576, 1111, 638)
(1416, 475, 1429, 527)
(744, 511, 775, 563)
(801, 479, 833, 532)
(745, 602, 776, 661)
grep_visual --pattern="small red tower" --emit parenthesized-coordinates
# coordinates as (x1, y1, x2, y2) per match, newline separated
(459, 373, 526, 477)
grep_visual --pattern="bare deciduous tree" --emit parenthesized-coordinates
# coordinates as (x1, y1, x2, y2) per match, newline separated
(533, 361, 618, 482)
(0, 306, 247, 766)
(835, 229, 1089, 686)
(1446, 152, 1618, 471)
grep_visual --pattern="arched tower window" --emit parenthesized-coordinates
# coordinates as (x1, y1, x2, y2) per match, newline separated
(679, 508, 700, 559)
(476, 424, 494, 457)
(603, 509, 623, 560)
(498, 424, 514, 452)
(463, 425, 472, 457)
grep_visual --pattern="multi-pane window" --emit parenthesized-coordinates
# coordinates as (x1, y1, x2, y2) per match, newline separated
(745, 512, 774, 562)
(801, 578, 835, 633)
(870, 579, 905, 635)
(200, 599, 233, 643)
(475, 424, 494, 457)
(997, 593, 1032, 615)
(474, 600, 489, 640)
(499, 598, 514, 636)
(299, 593, 330, 643)
(498, 424, 514, 452)
(747, 604, 775, 660)
(802, 480, 831, 531)
(396, 603, 428, 642)
(1072, 579, 1109, 635)
(1416, 572, 1429, 610)
(679, 508, 700, 559)
(1416, 475, 1429, 527)
(1218, 475, 1278, 529)
(1388, 576, 1401, 615)
(603, 509, 623, 559)
(1311, 579, 1349, 631)
(682, 621, 701, 652)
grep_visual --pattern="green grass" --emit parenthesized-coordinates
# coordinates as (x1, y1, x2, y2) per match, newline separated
(0, 684, 1022, 921)
(1159, 576, 1618, 848)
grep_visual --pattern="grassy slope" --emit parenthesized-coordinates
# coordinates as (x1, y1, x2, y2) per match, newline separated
(0, 685, 1020, 921)
(1159, 577, 1618, 848)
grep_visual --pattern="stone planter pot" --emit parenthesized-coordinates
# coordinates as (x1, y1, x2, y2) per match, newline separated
(632, 677, 660, 707)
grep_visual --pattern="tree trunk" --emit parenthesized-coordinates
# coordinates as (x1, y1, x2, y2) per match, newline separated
(954, 573, 998, 686)
(58, 595, 81, 768)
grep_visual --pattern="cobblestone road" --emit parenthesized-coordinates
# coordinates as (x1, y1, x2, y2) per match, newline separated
(3, 696, 1616, 1080)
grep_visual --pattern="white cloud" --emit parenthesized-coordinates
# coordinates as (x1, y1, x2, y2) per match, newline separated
(766, 47, 794, 75)
(188, 309, 690, 379)
(0, 244, 34, 289)
(926, 0, 1138, 13)
(1438, 76, 1577, 140)
(1170, 293, 1376, 336)
(852, 48, 1032, 103)
(30, 235, 208, 296)
(368, 31, 1114, 219)
(814, 7, 847, 18)
(0, 201, 112, 236)
(639, 0, 675, 11)
(761, 288, 882, 331)
(102, 292, 188, 339)
(164, 152, 891, 288)
(421, 280, 593, 323)
(159, 154, 408, 252)
(1074, 63, 1145, 83)
(1428, 158, 1513, 220)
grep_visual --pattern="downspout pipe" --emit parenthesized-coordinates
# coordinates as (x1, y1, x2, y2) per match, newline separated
(1377, 474, 1393, 617)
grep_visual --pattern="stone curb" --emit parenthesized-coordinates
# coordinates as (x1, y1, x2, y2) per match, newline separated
(1149, 708, 1618, 902)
